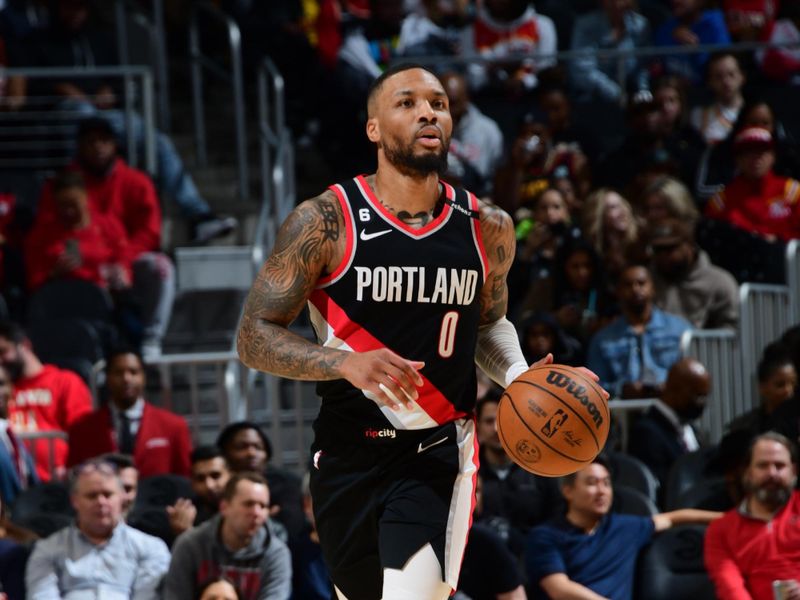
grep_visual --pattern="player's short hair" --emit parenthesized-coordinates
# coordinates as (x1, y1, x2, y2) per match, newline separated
(746, 432, 798, 466)
(222, 471, 269, 502)
(560, 454, 613, 488)
(52, 170, 86, 194)
(366, 62, 439, 113)
(216, 421, 273, 459)
(0, 321, 27, 344)
(757, 342, 795, 383)
(191, 445, 226, 465)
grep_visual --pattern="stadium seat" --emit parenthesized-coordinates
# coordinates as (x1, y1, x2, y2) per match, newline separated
(607, 451, 660, 504)
(670, 478, 733, 512)
(28, 319, 104, 386)
(664, 448, 718, 510)
(9, 482, 74, 537)
(26, 279, 117, 352)
(635, 524, 715, 600)
(127, 474, 193, 545)
(612, 484, 658, 517)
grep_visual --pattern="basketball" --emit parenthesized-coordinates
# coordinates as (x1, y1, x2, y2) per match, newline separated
(497, 364, 610, 477)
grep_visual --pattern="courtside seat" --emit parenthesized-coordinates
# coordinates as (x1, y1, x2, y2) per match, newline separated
(607, 451, 660, 504)
(612, 485, 659, 517)
(635, 524, 715, 600)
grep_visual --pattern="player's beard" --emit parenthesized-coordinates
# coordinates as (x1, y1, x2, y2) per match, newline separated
(382, 135, 449, 178)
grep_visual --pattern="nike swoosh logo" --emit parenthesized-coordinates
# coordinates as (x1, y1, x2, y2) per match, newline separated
(417, 436, 448, 454)
(360, 229, 392, 241)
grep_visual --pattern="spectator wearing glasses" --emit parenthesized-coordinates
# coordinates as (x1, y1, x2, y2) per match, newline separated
(25, 458, 170, 599)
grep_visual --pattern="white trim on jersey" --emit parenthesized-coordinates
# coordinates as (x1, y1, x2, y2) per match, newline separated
(317, 183, 358, 289)
(443, 418, 478, 589)
(354, 176, 454, 240)
(467, 191, 489, 283)
(306, 301, 440, 430)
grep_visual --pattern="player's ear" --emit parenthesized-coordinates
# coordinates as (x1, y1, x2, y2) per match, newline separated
(366, 117, 380, 144)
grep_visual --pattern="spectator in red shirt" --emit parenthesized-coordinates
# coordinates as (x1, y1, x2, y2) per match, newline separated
(704, 432, 800, 600)
(67, 348, 191, 477)
(0, 321, 92, 481)
(24, 170, 130, 292)
(706, 127, 800, 241)
(38, 118, 176, 357)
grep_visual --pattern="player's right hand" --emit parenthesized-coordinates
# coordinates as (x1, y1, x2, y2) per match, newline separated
(340, 349, 425, 410)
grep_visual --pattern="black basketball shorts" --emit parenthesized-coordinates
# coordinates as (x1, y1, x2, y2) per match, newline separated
(309, 417, 478, 600)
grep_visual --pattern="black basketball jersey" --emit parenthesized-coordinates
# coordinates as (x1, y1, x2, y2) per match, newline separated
(308, 175, 488, 435)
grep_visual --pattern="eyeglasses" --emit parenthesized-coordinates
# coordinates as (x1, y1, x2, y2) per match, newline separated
(71, 460, 119, 480)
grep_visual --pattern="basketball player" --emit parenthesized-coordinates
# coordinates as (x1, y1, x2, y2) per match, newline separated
(237, 63, 602, 600)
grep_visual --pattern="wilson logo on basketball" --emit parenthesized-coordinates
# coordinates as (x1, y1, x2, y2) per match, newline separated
(545, 371, 604, 428)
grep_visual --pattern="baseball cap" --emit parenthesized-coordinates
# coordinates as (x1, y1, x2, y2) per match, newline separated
(733, 127, 774, 153)
(76, 117, 116, 141)
(648, 218, 693, 248)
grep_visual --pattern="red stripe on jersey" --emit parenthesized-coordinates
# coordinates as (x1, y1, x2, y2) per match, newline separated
(317, 184, 355, 286)
(308, 289, 468, 425)
(468, 192, 489, 280)
(355, 174, 454, 237)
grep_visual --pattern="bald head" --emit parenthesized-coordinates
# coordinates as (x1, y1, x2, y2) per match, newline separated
(662, 358, 711, 421)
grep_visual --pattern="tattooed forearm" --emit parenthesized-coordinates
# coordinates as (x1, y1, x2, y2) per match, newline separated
(238, 314, 348, 379)
(237, 193, 349, 379)
(478, 201, 516, 324)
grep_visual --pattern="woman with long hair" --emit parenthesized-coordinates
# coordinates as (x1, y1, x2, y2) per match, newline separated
(581, 188, 645, 280)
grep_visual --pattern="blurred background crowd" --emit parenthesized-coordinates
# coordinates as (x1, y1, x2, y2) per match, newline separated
(0, 0, 799, 598)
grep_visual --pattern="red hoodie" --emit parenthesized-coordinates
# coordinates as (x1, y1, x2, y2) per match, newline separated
(37, 159, 161, 263)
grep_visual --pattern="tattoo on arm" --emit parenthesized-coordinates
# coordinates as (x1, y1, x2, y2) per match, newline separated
(237, 194, 349, 380)
(478, 202, 516, 324)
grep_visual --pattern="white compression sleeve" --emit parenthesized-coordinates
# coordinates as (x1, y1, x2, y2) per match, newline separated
(474, 317, 529, 388)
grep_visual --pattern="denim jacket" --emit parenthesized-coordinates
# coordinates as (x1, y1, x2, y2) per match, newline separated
(586, 308, 691, 397)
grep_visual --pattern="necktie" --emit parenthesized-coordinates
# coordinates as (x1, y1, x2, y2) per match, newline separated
(118, 412, 135, 454)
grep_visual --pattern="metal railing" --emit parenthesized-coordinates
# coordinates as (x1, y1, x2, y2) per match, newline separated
(680, 329, 743, 445)
(115, 0, 170, 132)
(0, 66, 156, 175)
(189, 0, 248, 201)
(142, 350, 245, 440)
(739, 283, 792, 409)
(17, 430, 68, 481)
(787, 240, 800, 325)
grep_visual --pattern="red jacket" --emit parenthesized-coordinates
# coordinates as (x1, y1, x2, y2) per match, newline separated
(66, 402, 192, 477)
(706, 171, 800, 241)
(23, 211, 130, 291)
(704, 491, 800, 600)
(8, 365, 93, 481)
(37, 159, 161, 262)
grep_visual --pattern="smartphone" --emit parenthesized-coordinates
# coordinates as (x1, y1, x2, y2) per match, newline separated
(64, 238, 82, 265)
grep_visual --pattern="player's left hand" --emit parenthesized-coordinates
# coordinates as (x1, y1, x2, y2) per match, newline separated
(529, 353, 609, 401)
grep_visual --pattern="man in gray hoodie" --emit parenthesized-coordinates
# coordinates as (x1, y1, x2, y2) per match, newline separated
(164, 472, 292, 600)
